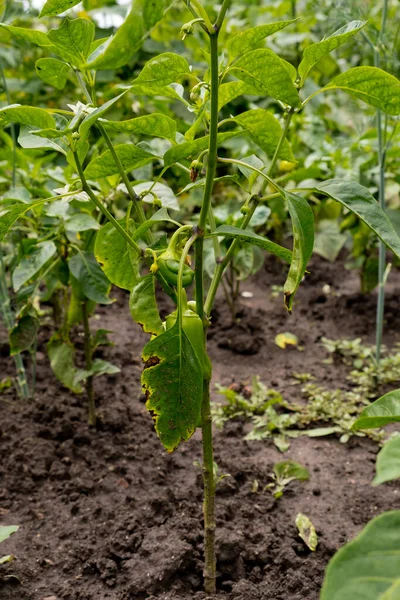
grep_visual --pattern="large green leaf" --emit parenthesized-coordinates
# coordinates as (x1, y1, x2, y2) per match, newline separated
(12, 241, 57, 291)
(141, 321, 203, 452)
(298, 20, 366, 82)
(234, 109, 294, 161)
(132, 207, 180, 242)
(79, 92, 126, 136)
(0, 198, 53, 242)
(0, 24, 52, 46)
(0, 105, 55, 130)
(40, 0, 82, 16)
(94, 220, 139, 291)
(322, 67, 400, 116)
(47, 336, 84, 394)
(69, 251, 111, 304)
(321, 511, 400, 600)
(163, 131, 239, 167)
(84, 143, 155, 178)
(373, 436, 400, 486)
(209, 225, 292, 264)
(228, 19, 297, 59)
(316, 180, 400, 258)
(47, 18, 94, 66)
(132, 52, 189, 87)
(352, 389, 400, 430)
(0, 525, 19, 544)
(101, 113, 177, 141)
(130, 274, 163, 336)
(35, 58, 70, 90)
(229, 48, 301, 108)
(218, 81, 251, 111)
(283, 191, 315, 312)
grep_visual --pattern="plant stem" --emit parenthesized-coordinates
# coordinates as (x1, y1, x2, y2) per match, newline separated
(215, 0, 232, 31)
(82, 300, 95, 426)
(201, 378, 216, 593)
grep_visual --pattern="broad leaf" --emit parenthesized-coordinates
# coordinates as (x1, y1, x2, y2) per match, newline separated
(298, 21, 366, 82)
(18, 126, 67, 155)
(40, 0, 82, 16)
(228, 19, 297, 58)
(352, 389, 400, 429)
(164, 131, 239, 167)
(132, 52, 189, 87)
(84, 143, 155, 178)
(322, 67, 400, 116)
(141, 321, 203, 452)
(65, 213, 100, 232)
(48, 18, 94, 66)
(0, 198, 53, 242)
(9, 312, 39, 355)
(132, 207, 180, 241)
(75, 358, 120, 382)
(12, 241, 57, 291)
(0, 105, 55, 130)
(132, 182, 179, 211)
(79, 92, 126, 136)
(47, 336, 83, 393)
(0, 24, 51, 46)
(35, 58, 70, 90)
(101, 113, 177, 141)
(94, 220, 139, 290)
(283, 191, 314, 312)
(0, 526, 19, 544)
(321, 511, 400, 599)
(234, 109, 294, 161)
(313, 219, 347, 262)
(316, 180, 400, 258)
(229, 48, 301, 108)
(210, 225, 292, 264)
(296, 513, 318, 551)
(130, 274, 163, 336)
(69, 251, 111, 304)
(373, 436, 400, 486)
(218, 81, 251, 111)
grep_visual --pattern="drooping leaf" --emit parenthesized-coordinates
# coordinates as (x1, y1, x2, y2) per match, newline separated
(132, 207, 180, 241)
(0, 105, 55, 130)
(234, 109, 294, 161)
(84, 143, 155, 179)
(40, 0, 82, 16)
(101, 113, 177, 141)
(228, 19, 297, 58)
(322, 67, 400, 116)
(47, 336, 84, 393)
(0, 24, 52, 46)
(209, 225, 292, 264)
(298, 20, 366, 82)
(79, 92, 126, 136)
(296, 513, 318, 551)
(141, 321, 203, 452)
(69, 251, 111, 304)
(94, 220, 139, 290)
(283, 191, 315, 312)
(130, 274, 163, 336)
(0, 525, 19, 544)
(316, 180, 400, 258)
(12, 241, 57, 291)
(163, 131, 239, 167)
(9, 310, 39, 355)
(229, 48, 301, 108)
(35, 58, 70, 90)
(132, 52, 189, 87)
(373, 436, 400, 486)
(321, 511, 400, 599)
(352, 389, 400, 430)
(47, 18, 95, 66)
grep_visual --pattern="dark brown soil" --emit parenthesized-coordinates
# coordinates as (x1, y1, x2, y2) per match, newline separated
(1, 255, 400, 600)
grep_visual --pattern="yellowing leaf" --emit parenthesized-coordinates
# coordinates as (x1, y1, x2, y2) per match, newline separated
(275, 332, 298, 349)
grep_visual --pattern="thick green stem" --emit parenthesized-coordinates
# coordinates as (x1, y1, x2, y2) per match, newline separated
(82, 300, 95, 426)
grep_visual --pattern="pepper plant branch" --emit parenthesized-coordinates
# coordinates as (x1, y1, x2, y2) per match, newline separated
(215, 0, 232, 31)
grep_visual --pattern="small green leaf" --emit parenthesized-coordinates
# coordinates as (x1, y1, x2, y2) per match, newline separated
(75, 358, 120, 382)
(79, 92, 126, 136)
(130, 274, 163, 336)
(101, 113, 177, 141)
(322, 67, 400, 116)
(229, 48, 301, 108)
(274, 459, 309, 482)
(12, 241, 57, 291)
(352, 389, 400, 430)
(0, 105, 55, 130)
(228, 19, 297, 58)
(94, 220, 139, 291)
(373, 436, 400, 486)
(298, 20, 366, 82)
(133, 52, 189, 87)
(0, 24, 52, 46)
(9, 313, 39, 355)
(40, 0, 82, 17)
(296, 513, 318, 551)
(234, 109, 294, 161)
(209, 225, 292, 264)
(0, 198, 54, 242)
(48, 18, 95, 66)
(321, 511, 400, 599)
(35, 58, 70, 90)
(69, 251, 111, 304)
(163, 132, 239, 167)
(47, 336, 83, 393)
(0, 525, 19, 544)
(132, 207, 180, 242)
(84, 143, 155, 179)
(141, 321, 203, 452)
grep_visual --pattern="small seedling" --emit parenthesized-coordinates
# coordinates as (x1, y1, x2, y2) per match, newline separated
(265, 460, 309, 499)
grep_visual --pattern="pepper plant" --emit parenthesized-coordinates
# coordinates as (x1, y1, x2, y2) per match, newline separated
(2, 0, 400, 592)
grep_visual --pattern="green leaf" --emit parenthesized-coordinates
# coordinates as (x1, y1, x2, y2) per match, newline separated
(84, 143, 155, 179)
(130, 274, 163, 336)
(9, 312, 39, 355)
(163, 131, 239, 167)
(101, 113, 177, 141)
(0, 198, 53, 242)
(47, 336, 83, 393)
(18, 126, 67, 155)
(35, 58, 70, 90)
(316, 180, 400, 258)
(313, 219, 347, 262)
(48, 18, 94, 66)
(132, 207, 180, 242)
(40, 0, 82, 17)
(218, 81, 251, 111)
(132, 182, 179, 211)
(228, 19, 297, 58)
(0, 105, 55, 130)
(229, 48, 301, 108)
(75, 358, 120, 382)
(234, 109, 294, 161)
(94, 220, 138, 290)
(298, 21, 366, 82)
(373, 436, 400, 486)
(79, 92, 126, 136)
(65, 213, 100, 232)
(322, 67, 400, 116)
(132, 52, 189, 87)
(321, 511, 400, 600)
(296, 513, 318, 551)
(127, 82, 188, 104)
(69, 251, 111, 304)
(0, 526, 19, 544)
(274, 459, 309, 482)
(352, 389, 400, 430)
(283, 191, 314, 312)
(0, 24, 52, 46)
(209, 225, 292, 264)
(141, 320, 203, 452)
(12, 241, 57, 291)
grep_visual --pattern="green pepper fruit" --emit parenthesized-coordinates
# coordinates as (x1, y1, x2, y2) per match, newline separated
(158, 257, 194, 288)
